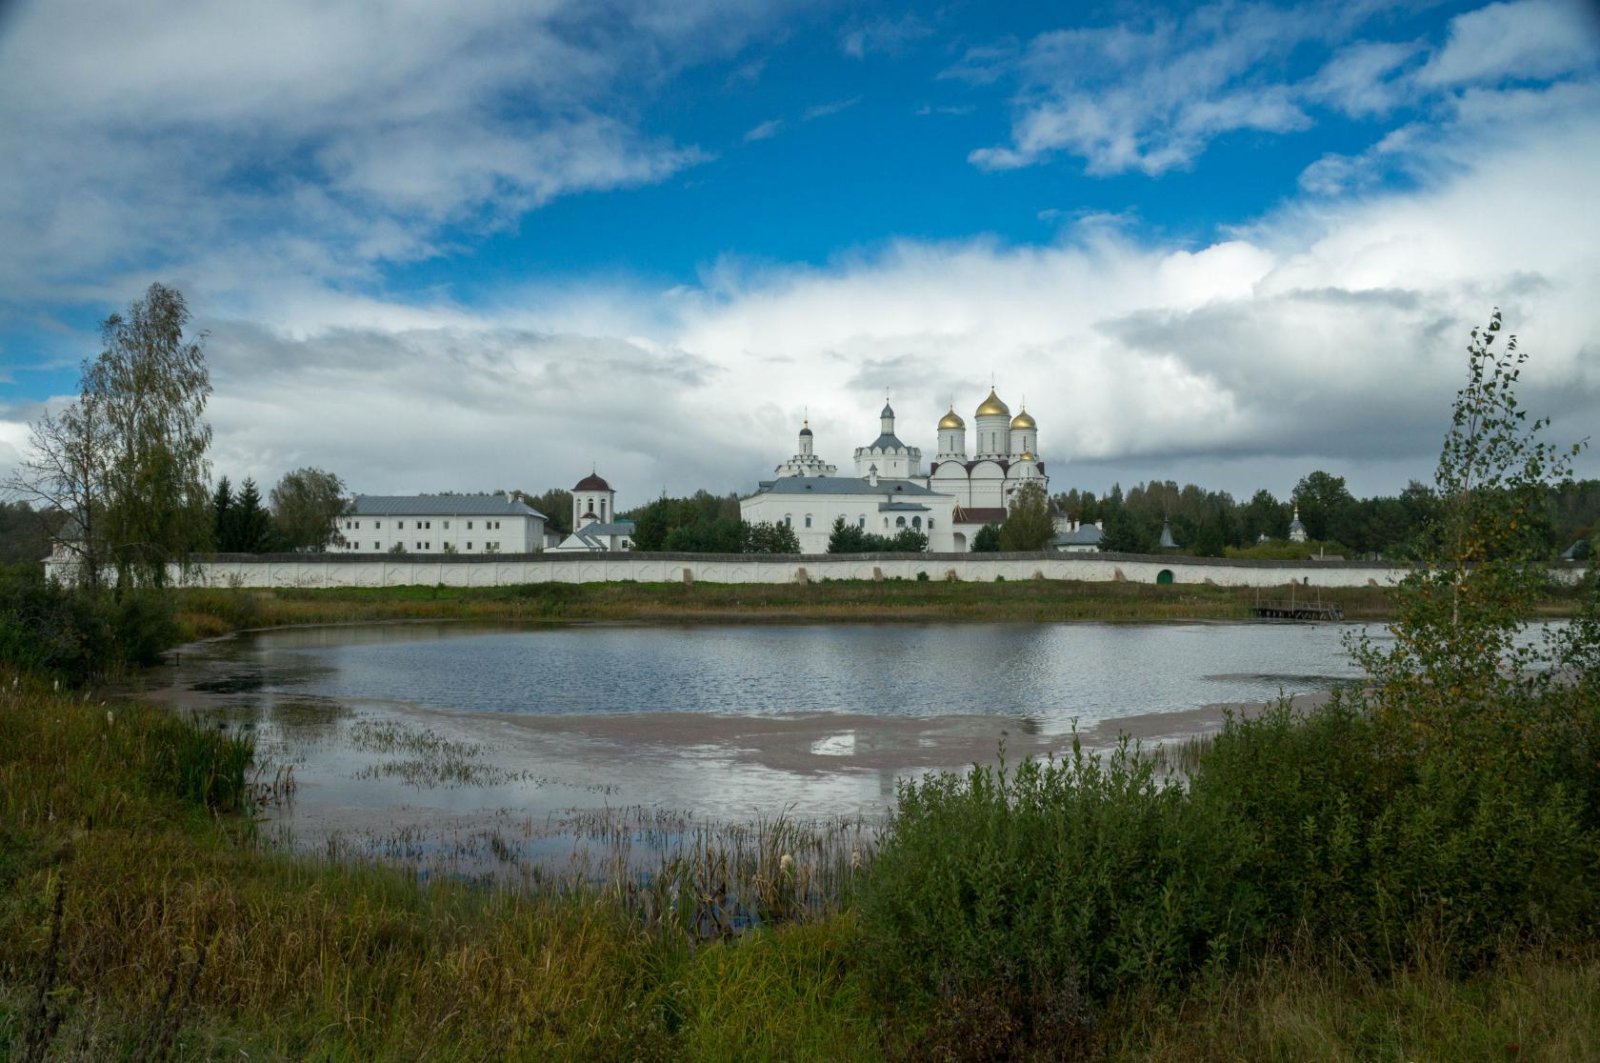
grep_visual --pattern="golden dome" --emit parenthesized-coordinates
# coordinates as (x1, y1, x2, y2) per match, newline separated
(938, 407, 965, 430)
(975, 389, 1010, 417)
(1011, 409, 1036, 430)
(1019, 450, 1035, 461)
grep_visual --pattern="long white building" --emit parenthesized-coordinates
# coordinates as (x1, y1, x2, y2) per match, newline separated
(334, 493, 547, 554)
(740, 389, 1055, 552)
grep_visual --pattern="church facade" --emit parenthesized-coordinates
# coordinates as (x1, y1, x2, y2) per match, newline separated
(739, 389, 1053, 553)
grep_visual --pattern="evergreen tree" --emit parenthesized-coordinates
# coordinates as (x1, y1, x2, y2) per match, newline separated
(211, 476, 234, 551)
(971, 524, 1002, 552)
(230, 478, 276, 553)
(999, 483, 1055, 551)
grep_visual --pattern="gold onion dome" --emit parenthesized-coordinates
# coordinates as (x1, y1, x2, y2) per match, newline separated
(975, 389, 1010, 417)
(1011, 408, 1036, 430)
(938, 407, 965, 430)
(1019, 450, 1035, 461)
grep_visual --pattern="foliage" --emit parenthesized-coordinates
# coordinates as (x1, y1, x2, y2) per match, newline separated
(1292, 470, 1357, 543)
(0, 502, 64, 567)
(998, 482, 1054, 551)
(522, 487, 574, 535)
(627, 491, 740, 551)
(211, 476, 279, 553)
(5, 284, 212, 589)
(742, 520, 800, 554)
(858, 689, 1600, 1056)
(88, 284, 214, 587)
(825, 517, 928, 553)
(269, 467, 348, 551)
(970, 523, 1001, 552)
(1350, 310, 1597, 735)
(0, 564, 176, 679)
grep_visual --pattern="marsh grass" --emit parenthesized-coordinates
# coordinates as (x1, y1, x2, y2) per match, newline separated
(172, 578, 1420, 640)
(5, 672, 1600, 1059)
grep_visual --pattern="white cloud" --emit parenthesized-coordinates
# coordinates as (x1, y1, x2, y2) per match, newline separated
(1416, 0, 1600, 87)
(840, 14, 933, 59)
(965, 3, 1322, 175)
(109, 84, 1586, 504)
(744, 119, 784, 142)
(802, 97, 862, 122)
(964, 0, 1599, 177)
(0, 0, 785, 305)
(1305, 40, 1424, 117)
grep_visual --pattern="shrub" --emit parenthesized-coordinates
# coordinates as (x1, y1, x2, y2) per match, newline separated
(859, 692, 1600, 1054)
(858, 742, 1262, 1050)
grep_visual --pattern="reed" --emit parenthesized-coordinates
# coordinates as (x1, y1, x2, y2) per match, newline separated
(5, 669, 1598, 1060)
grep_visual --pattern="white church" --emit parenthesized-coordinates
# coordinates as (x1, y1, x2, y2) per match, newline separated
(739, 389, 1055, 553)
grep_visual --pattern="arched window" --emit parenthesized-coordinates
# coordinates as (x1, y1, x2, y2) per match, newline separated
(913, 516, 922, 530)
(804, 514, 812, 528)
(896, 516, 906, 528)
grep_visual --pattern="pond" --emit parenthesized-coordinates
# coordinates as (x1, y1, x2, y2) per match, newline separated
(139, 620, 1379, 879)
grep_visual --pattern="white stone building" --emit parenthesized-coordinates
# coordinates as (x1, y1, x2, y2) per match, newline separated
(334, 493, 547, 554)
(553, 472, 636, 552)
(740, 389, 1059, 552)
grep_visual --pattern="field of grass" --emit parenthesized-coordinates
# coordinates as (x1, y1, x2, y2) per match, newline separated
(168, 578, 1421, 642)
(4, 670, 1597, 1060)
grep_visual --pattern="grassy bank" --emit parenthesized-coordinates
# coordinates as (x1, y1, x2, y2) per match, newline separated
(4, 671, 1598, 1059)
(172, 578, 1412, 640)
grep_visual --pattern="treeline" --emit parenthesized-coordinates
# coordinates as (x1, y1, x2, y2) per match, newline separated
(1057, 471, 1600, 559)
(626, 491, 799, 553)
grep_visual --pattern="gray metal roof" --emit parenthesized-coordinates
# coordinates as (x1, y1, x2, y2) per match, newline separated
(350, 494, 547, 519)
(860, 433, 909, 451)
(750, 476, 941, 497)
(576, 519, 636, 536)
(1053, 524, 1104, 545)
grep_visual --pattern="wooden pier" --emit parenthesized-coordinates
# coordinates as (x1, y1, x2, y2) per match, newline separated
(1251, 588, 1344, 621)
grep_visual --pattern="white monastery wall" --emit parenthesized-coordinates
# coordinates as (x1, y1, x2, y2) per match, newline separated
(52, 551, 1586, 590)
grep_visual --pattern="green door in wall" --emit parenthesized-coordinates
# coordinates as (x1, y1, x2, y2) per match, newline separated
(1156, 569, 1175, 585)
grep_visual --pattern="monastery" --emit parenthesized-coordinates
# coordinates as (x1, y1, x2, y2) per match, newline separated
(739, 389, 1055, 553)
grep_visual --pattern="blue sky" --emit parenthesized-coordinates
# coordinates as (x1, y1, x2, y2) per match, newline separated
(2, 0, 1598, 505)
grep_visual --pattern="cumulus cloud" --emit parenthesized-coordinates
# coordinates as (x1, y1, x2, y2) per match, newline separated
(1416, 0, 1600, 86)
(3, 1, 1597, 506)
(0, 0, 785, 305)
(963, 3, 1323, 174)
(963, 0, 1598, 177)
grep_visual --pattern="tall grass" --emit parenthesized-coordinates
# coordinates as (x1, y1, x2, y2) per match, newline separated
(171, 578, 1415, 639)
(4, 669, 1600, 1058)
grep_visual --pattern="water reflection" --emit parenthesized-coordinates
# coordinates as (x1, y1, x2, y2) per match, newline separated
(149, 620, 1380, 877)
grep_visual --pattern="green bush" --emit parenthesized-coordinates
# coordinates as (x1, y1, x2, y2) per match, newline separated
(0, 564, 184, 681)
(858, 741, 1262, 1051)
(859, 692, 1600, 1054)
(0, 564, 111, 678)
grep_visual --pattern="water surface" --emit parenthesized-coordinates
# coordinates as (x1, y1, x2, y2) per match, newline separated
(143, 620, 1377, 874)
